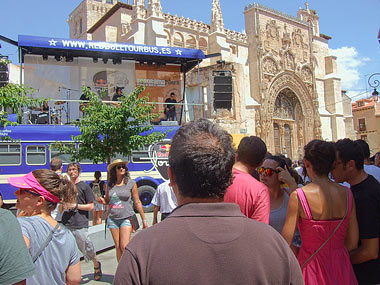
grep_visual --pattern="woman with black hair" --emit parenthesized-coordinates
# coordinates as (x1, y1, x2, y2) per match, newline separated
(258, 155, 301, 251)
(90, 171, 106, 225)
(99, 159, 148, 262)
(282, 140, 359, 285)
(8, 169, 81, 285)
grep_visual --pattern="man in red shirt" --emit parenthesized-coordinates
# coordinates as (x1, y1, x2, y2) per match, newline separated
(224, 136, 270, 223)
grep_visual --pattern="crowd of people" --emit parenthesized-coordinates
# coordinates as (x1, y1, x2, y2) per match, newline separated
(1, 119, 380, 284)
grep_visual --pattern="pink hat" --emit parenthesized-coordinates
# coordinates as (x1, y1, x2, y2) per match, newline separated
(8, 172, 60, 203)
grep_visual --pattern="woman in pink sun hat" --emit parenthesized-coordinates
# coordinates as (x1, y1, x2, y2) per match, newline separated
(8, 169, 81, 285)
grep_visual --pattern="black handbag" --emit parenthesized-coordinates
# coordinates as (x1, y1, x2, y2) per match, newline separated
(129, 214, 140, 231)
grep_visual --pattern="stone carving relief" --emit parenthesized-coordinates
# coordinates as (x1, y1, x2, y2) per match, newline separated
(148, 0, 163, 18)
(298, 125, 304, 142)
(264, 73, 320, 141)
(255, 120, 262, 137)
(263, 57, 278, 75)
(303, 51, 308, 63)
(301, 66, 312, 82)
(120, 23, 131, 36)
(274, 94, 295, 120)
(292, 28, 308, 49)
(266, 20, 280, 41)
(282, 24, 291, 49)
(284, 51, 296, 70)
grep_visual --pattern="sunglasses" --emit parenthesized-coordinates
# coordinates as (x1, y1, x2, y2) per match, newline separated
(116, 165, 126, 170)
(257, 167, 280, 177)
(19, 188, 40, 196)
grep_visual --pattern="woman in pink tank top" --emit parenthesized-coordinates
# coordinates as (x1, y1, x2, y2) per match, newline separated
(282, 139, 359, 285)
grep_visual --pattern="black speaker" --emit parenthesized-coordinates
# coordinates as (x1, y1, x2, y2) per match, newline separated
(0, 61, 8, 87)
(0, 61, 7, 71)
(0, 72, 8, 81)
(213, 75, 232, 110)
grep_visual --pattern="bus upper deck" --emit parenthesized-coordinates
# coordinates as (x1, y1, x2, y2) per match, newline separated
(0, 34, 208, 209)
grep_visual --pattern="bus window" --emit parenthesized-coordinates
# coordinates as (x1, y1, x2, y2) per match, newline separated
(111, 153, 131, 163)
(50, 143, 74, 164)
(131, 145, 149, 163)
(0, 143, 22, 165)
(26, 145, 47, 165)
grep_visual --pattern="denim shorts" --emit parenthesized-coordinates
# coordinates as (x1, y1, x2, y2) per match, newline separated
(107, 217, 132, 229)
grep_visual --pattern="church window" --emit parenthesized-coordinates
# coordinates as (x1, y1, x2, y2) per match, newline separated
(186, 35, 197, 49)
(199, 38, 207, 53)
(106, 0, 113, 3)
(173, 32, 184, 48)
(358, 118, 366, 132)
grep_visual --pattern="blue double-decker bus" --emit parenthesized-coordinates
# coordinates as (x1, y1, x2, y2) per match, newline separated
(0, 124, 178, 212)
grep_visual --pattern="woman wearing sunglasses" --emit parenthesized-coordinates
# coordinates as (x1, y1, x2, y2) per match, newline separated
(99, 159, 148, 262)
(8, 169, 81, 285)
(258, 156, 301, 248)
(282, 140, 359, 285)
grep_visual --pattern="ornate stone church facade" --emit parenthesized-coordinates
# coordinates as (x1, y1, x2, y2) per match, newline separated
(68, 0, 355, 160)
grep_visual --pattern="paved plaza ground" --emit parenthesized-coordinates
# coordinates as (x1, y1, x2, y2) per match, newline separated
(80, 212, 154, 284)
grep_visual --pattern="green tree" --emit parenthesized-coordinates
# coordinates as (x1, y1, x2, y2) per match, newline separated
(56, 86, 166, 165)
(0, 58, 46, 141)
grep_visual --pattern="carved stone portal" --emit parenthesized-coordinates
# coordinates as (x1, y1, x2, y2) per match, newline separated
(259, 72, 321, 159)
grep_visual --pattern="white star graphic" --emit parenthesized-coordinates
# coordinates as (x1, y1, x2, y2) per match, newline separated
(49, 39, 57, 46)
(175, 49, 182, 55)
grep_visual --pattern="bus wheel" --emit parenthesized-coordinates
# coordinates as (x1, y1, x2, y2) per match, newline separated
(138, 185, 156, 213)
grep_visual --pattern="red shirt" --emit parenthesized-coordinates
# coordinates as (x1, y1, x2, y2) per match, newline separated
(224, 168, 270, 224)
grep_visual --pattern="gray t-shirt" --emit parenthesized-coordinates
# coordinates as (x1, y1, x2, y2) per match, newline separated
(18, 216, 80, 285)
(269, 194, 301, 247)
(0, 209, 35, 285)
(109, 179, 136, 220)
(269, 193, 290, 233)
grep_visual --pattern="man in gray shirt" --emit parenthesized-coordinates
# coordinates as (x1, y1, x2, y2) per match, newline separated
(0, 208, 35, 284)
(114, 119, 304, 284)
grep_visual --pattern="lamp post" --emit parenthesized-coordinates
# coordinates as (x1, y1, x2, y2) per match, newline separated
(368, 73, 380, 102)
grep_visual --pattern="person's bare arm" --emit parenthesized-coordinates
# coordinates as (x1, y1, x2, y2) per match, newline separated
(131, 184, 148, 229)
(63, 202, 94, 211)
(282, 191, 300, 247)
(345, 195, 359, 251)
(350, 238, 379, 264)
(65, 262, 81, 285)
(22, 235, 30, 249)
(277, 166, 298, 192)
(153, 206, 159, 225)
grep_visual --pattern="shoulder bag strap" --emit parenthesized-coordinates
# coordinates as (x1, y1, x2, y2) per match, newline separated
(301, 189, 349, 268)
(32, 223, 60, 263)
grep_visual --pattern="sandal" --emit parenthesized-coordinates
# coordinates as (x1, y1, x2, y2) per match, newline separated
(94, 261, 102, 281)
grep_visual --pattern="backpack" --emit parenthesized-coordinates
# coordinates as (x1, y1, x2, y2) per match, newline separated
(92, 182, 102, 199)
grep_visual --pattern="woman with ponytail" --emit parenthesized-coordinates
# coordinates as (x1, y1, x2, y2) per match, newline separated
(8, 169, 81, 285)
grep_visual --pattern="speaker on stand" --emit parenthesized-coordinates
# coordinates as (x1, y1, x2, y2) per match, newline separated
(213, 70, 233, 110)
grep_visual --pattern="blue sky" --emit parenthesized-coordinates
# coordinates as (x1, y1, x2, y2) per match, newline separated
(1, 0, 379, 100)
